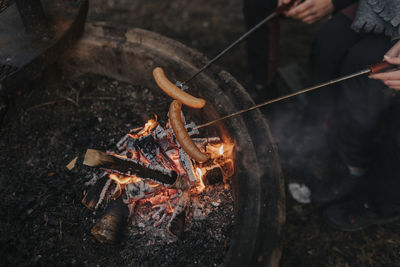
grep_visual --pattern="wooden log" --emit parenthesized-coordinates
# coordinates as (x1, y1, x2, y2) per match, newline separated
(91, 197, 129, 244)
(81, 175, 108, 210)
(83, 149, 177, 185)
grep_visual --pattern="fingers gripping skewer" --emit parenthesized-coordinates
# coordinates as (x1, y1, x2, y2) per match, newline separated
(193, 61, 396, 129)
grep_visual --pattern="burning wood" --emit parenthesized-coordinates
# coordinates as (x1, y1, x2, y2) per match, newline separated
(82, 111, 234, 243)
(83, 149, 177, 185)
(82, 174, 109, 210)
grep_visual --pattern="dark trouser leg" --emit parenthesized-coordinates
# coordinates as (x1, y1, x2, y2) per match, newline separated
(308, 13, 361, 123)
(243, 0, 277, 85)
(334, 35, 393, 168)
(368, 96, 400, 216)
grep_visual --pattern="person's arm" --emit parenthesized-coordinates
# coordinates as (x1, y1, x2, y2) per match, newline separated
(370, 40, 400, 90)
(285, 0, 334, 24)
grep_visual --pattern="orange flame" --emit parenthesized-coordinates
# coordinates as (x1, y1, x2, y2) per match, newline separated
(109, 173, 142, 199)
(196, 167, 205, 192)
(130, 115, 158, 138)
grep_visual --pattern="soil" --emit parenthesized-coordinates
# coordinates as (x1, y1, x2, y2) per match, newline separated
(1, 0, 400, 266)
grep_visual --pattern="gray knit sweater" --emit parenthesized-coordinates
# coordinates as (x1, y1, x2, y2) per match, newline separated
(352, 0, 400, 37)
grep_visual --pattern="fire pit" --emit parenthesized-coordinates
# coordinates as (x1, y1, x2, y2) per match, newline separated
(7, 23, 284, 266)
(60, 22, 285, 266)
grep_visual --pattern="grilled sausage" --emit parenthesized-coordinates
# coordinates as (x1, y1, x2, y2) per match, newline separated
(153, 67, 206, 109)
(169, 100, 209, 163)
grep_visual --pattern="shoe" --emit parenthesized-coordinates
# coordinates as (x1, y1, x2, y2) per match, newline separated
(323, 197, 400, 231)
(310, 152, 366, 206)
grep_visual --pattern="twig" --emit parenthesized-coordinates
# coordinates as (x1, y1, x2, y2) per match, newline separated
(27, 101, 57, 111)
(63, 96, 79, 107)
(59, 219, 63, 241)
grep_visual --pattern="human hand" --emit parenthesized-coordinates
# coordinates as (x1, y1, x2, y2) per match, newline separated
(285, 0, 334, 24)
(370, 40, 400, 90)
(278, 0, 292, 6)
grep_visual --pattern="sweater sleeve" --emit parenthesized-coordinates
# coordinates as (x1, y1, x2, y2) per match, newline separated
(331, 0, 358, 12)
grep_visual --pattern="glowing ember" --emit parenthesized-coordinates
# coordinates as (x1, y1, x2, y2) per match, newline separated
(129, 115, 158, 138)
(196, 167, 205, 191)
(109, 173, 142, 185)
(83, 112, 235, 243)
(109, 173, 143, 198)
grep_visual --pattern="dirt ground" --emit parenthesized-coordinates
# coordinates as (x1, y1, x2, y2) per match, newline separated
(1, 0, 400, 266)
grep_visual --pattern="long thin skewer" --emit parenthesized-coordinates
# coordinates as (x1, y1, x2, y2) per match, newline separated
(180, 1, 295, 86)
(194, 68, 376, 130)
(181, 12, 278, 86)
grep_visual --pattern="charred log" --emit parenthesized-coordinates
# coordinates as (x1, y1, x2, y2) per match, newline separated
(91, 197, 129, 244)
(135, 135, 159, 165)
(168, 209, 186, 238)
(202, 166, 223, 186)
(168, 191, 189, 237)
(81, 175, 108, 210)
(83, 149, 177, 185)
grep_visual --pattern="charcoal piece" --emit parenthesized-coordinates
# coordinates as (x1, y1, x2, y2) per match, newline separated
(135, 135, 158, 165)
(83, 149, 177, 185)
(126, 180, 162, 201)
(81, 175, 109, 210)
(91, 198, 129, 244)
(203, 167, 223, 186)
(168, 209, 186, 238)
(168, 191, 189, 237)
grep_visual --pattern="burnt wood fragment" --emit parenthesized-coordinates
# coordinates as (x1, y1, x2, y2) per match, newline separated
(202, 166, 223, 186)
(168, 191, 189, 237)
(81, 175, 108, 210)
(168, 209, 186, 238)
(134, 135, 159, 165)
(83, 149, 177, 185)
(91, 198, 129, 244)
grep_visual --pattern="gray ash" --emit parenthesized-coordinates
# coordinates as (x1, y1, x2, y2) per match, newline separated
(121, 184, 234, 267)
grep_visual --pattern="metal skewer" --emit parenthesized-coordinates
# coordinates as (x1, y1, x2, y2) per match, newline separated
(179, 1, 295, 87)
(194, 62, 394, 130)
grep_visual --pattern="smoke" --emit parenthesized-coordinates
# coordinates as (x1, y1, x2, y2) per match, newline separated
(263, 95, 331, 187)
